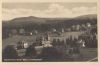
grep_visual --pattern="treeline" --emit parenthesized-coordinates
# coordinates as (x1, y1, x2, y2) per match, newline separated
(2, 16, 97, 39)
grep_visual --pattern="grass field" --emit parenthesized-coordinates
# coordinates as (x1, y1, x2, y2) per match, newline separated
(80, 48, 97, 61)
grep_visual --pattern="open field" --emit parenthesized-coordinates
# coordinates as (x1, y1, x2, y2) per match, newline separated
(80, 48, 97, 61)
(37, 48, 97, 62)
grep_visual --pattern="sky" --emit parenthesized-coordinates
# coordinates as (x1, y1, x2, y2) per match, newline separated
(2, 1, 97, 20)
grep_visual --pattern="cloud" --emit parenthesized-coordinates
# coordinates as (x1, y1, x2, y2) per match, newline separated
(2, 3, 97, 20)
(71, 6, 97, 16)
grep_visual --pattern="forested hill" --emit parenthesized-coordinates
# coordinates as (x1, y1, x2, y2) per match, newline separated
(2, 14, 97, 31)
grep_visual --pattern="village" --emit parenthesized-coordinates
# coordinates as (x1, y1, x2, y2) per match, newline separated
(2, 22, 97, 62)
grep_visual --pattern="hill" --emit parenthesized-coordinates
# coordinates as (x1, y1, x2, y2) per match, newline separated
(2, 14, 97, 27)
(2, 14, 97, 39)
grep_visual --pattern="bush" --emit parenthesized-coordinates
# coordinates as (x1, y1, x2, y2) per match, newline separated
(2, 45, 18, 59)
(25, 45, 36, 58)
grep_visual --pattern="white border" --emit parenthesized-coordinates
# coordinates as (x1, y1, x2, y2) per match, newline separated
(0, 0, 100, 65)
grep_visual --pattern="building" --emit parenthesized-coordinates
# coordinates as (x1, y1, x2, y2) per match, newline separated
(41, 34, 52, 47)
(17, 41, 29, 49)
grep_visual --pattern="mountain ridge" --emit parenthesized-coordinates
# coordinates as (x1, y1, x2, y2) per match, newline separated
(3, 14, 97, 23)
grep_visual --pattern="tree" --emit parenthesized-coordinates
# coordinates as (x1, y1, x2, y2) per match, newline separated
(76, 24, 81, 31)
(19, 28, 25, 34)
(2, 45, 18, 59)
(52, 39, 57, 46)
(66, 38, 70, 45)
(56, 39, 61, 45)
(71, 25, 76, 31)
(25, 45, 36, 58)
(11, 29, 17, 35)
(81, 24, 86, 31)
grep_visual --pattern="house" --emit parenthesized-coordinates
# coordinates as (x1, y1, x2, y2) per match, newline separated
(41, 34, 52, 47)
(17, 41, 29, 49)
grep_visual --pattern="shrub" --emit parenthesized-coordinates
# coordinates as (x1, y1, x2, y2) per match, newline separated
(2, 45, 18, 59)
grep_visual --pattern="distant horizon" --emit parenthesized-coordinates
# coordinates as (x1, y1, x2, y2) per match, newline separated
(2, 13, 97, 21)
(2, 2, 97, 20)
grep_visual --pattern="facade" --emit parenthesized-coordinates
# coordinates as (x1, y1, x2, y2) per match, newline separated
(41, 34, 52, 47)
